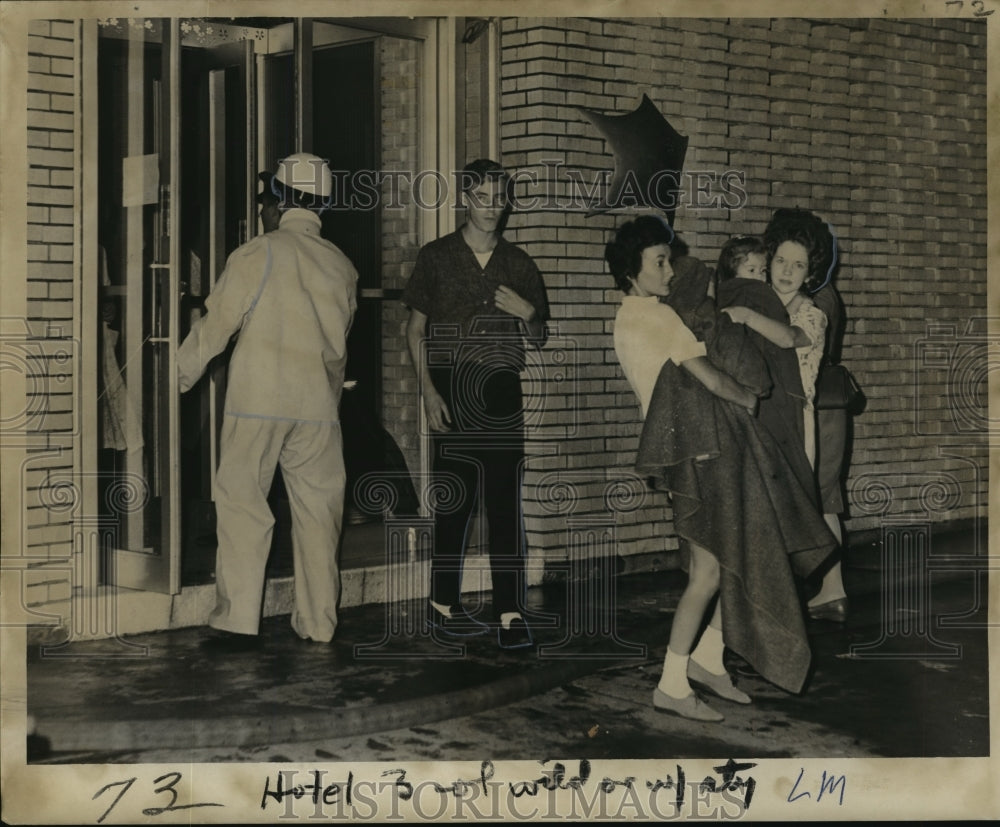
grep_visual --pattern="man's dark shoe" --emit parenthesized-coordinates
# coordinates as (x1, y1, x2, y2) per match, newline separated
(497, 617, 533, 650)
(427, 603, 489, 637)
(808, 596, 849, 623)
(199, 629, 262, 653)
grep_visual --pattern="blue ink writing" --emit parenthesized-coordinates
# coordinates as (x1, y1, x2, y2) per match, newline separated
(788, 767, 846, 806)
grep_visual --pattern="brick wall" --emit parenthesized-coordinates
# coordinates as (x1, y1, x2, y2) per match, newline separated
(379, 35, 422, 482)
(23, 19, 79, 627)
(499, 17, 988, 563)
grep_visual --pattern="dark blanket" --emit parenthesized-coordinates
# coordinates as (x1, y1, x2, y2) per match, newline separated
(667, 258, 771, 398)
(637, 363, 834, 693)
(635, 260, 834, 693)
(716, 278, 816, 503)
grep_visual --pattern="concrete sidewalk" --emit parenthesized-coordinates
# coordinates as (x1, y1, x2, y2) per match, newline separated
(26, 524, 989, 762)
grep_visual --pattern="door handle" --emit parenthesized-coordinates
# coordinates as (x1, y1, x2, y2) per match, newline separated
(148, 183, 172, 342)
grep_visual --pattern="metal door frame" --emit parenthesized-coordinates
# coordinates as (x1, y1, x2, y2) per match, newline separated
(98, 18, 182, 594)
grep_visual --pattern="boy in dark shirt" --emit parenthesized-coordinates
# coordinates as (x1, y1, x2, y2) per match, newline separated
(403, 159, 549, 649)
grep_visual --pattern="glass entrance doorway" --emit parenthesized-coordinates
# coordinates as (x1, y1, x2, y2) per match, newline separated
(95, 18, 182, 593)
(95, 17, 437, 595)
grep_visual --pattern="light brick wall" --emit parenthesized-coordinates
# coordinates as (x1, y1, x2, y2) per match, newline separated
(380, 36, 422, 479)
(500, 17, 988, 562)
(23, 19, 79, 625)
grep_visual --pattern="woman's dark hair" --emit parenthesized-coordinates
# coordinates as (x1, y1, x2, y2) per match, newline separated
(716, 234, 767, 281)
(605, 215, 674, 293)
(763, 208, 834, 293)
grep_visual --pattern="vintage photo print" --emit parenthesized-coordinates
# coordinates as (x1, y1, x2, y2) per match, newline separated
(1, 0, 996, 822)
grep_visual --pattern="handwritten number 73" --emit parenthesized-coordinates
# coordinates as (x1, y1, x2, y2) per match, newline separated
(93, 774, 223, 823)
(946, 0, 995, 16)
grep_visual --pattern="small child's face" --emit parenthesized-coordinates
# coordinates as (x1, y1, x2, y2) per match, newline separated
(736, 252, 767, 281)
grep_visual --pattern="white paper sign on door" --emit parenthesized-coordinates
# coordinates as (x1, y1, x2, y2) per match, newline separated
(122, 154, 159, 206)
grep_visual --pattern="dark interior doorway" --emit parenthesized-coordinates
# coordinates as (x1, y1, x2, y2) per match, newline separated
(313, 40, 381, 419)
(180, 37, 412, 586)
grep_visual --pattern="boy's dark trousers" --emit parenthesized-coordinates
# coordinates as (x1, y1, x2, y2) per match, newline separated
(428, 362, 526, 619)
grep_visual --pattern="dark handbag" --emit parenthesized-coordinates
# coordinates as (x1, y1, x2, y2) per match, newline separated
(814, 363, 865, 413)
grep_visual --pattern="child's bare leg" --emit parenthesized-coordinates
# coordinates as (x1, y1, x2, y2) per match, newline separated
(691, 600, 725, 674)
(659, 542, 719, 698)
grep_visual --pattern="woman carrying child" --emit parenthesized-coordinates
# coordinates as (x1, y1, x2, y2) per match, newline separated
(608, 216, 835, 722)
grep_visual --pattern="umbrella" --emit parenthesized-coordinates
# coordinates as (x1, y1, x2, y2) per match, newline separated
(577, 94, 689, 223)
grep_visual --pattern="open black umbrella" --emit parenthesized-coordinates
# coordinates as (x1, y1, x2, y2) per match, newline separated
(577, 94, 688, 223)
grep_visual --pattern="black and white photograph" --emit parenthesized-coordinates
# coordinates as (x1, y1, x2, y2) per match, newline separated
(0, 0, 996, 822)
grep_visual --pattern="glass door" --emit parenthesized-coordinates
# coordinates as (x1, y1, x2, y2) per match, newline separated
(97, 18, 181, 593)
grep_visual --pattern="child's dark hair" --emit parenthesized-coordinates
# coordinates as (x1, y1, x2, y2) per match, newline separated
(716, 235, 766, 281)
(763, 208, 834, 293)
(605, 215, 674, 293)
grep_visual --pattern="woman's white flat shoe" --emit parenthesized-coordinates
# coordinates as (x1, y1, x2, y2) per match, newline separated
(688, 660, 752, 705)
(652, 688, 724, 722)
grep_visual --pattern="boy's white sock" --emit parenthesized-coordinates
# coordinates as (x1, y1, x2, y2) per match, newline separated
(500, 612, 521, 630)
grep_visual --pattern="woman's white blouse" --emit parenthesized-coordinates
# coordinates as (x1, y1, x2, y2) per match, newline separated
(613, 295, 707, 418)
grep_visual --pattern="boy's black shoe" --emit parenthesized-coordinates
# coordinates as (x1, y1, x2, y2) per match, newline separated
(427, 603, 490, 637)
(498, 617, 533, 650)
(199, 629, 262, 654)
